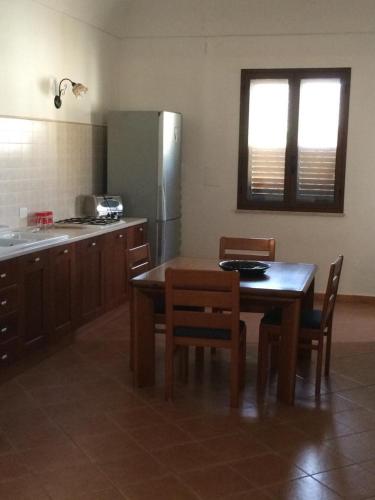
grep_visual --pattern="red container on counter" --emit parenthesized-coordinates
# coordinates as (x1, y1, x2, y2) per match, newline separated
(35, 211, 53, 229)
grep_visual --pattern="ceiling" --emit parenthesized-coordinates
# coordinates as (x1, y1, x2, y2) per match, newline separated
(34, 0, 131, 38)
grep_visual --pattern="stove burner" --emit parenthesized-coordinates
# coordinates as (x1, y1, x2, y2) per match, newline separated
(55, 216, 121, 226)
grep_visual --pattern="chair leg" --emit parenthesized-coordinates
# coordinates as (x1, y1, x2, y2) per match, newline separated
(178, 346, 189, 383)
(230, 348, 240, 408)
(129, 292, 134, 371)
(165, 339, 175, 401)
(257, 328, 269, 395)
(270, 343, 279, 372)
(324, 323, 333, 376)
(195, 346, 204, 367)
(315, 338, 324, 398)
(240, 339, 246, 389)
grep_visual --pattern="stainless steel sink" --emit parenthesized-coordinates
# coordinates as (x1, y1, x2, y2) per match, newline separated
(0, 238, 33, 248)
(0, 229, 69, 250)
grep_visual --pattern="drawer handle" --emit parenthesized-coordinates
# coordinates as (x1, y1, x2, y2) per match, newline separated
(1, 327, 7, 334)
(90, 242, 97, 247)
(63, 249, 69, 254)
(0, 300, 7, 307)
(0, 273, 6, 279)
(139, 227, 143, 232)
(1, 354, 8, 361)
(118, 234, 124, 239)
(34, 257, 40, 263)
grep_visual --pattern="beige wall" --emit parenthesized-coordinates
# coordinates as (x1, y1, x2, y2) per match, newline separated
(0, 0, 117, 226)
(0, 0, 119, 124)
(117, 2, 375, 296)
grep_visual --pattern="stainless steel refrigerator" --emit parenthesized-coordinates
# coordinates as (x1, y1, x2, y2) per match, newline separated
(107, 111, 182, 265)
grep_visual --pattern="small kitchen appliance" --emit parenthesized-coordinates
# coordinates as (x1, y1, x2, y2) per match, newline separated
(54, 195, 124, 228)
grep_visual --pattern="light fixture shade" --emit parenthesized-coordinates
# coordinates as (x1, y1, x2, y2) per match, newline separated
(54, 78, 88, 109)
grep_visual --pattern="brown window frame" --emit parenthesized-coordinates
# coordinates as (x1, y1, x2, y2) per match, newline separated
(237, 68, 351, 213)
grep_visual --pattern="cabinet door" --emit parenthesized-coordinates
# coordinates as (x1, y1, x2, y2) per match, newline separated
(127, 224, 147, 248)
(77, 236, 105, 325)
(49, 243, 76, 339)
(20, 250, 50, 349)
(104, 230, 128, 310)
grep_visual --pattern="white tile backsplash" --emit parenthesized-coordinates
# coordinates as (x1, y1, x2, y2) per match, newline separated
(0, 117, 106, 227)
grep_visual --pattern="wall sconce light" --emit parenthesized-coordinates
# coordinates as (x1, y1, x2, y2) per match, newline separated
(54, 78, 88, 109)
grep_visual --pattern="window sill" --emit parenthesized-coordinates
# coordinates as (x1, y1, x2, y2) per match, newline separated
(235, 209, 345, 217)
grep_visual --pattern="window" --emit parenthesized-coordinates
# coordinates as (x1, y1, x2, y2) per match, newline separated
(237, 68, 351, 213)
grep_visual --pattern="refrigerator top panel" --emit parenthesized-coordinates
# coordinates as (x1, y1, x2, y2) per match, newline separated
(157, 112, 182, 221)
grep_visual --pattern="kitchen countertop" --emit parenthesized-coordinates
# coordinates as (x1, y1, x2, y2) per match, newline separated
(0, 218, 147, 262)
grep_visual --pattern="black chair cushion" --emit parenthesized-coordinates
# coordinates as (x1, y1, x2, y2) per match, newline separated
(174, 320, 246, 340)
(261, 308, 322, 330)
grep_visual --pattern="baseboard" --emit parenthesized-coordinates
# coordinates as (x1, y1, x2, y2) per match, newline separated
(315, 293, 375, 305)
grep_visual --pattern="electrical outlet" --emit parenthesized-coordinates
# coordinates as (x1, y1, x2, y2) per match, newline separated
(19, 207, 28, 219)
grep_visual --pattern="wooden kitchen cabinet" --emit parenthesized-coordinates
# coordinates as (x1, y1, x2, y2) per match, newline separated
(0, 221, 148, 371)
(104, 228, 128, 310)
(49, 243, 76, 339)
(76, 236, 105, 325)
(20, 250, 50, 350)
(127, 223, 147, 248)
(0, 259, 21, 367)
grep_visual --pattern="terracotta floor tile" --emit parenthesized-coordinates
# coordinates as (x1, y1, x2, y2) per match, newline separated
(121, 474, 199, 500)
(224, 489, 273, 500)
(109, 405, 167, 430)
(314, 463, 375, 499)
(18, 441, 90, 473)
(37, 463, 112, 500)
(0, 453, 28, 481)
(281, 443, 353, 475)
(0, 473, 51, 499)
(152, 442, 219, 472)
(200, 432, 270, 462)
(0, 408, 68, 450)
(52, 412, 119, 439)
(233, 453, 307, 488)
(0, 432, 13, 455)
(247, 423, 312, 452)
(75, 430, 143, 463)
(326, 430, 375, 462)
(181, 464, 252, 499)
(98, 451, 168, 488)
(128, 422, 193, 451)
(334, 408, 375, 433)
(265, 476, 341, 500)
(1, 302, 375, 499)
(177, 415, 238, 440)
(73, 488, 126, 500)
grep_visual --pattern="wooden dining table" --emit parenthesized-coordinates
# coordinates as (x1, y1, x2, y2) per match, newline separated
(131, 257, 317, 405)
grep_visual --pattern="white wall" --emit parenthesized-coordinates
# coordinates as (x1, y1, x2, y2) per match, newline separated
(0, 0, 119, 124)
(117, 0, 375, 296)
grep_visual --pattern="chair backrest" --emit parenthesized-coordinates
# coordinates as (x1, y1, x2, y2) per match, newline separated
(165, 268, 240, 344)
(321, 255, 344, 330)
(127, 243, 152, 279)
(219, 236, 276, 261)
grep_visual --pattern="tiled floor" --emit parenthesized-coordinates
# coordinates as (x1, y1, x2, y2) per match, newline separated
(0, 301, 375, 499)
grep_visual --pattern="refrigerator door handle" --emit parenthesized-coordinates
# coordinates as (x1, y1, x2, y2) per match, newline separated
(156, 222, 164, 263)
(158, 183, 167, 221)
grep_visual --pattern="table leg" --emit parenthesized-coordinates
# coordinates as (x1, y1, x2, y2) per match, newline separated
(133, 287, 155, 387)
(277, 298, 301, 404)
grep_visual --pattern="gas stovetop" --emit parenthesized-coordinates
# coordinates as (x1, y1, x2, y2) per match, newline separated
(54, 217, 123, 227)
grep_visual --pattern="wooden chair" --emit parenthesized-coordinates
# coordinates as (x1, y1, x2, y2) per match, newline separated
(128, 243, 165, 370)
(219, 236, 276, 262)
(257, 255, 343, 398)
(165, 268, 247, 408)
